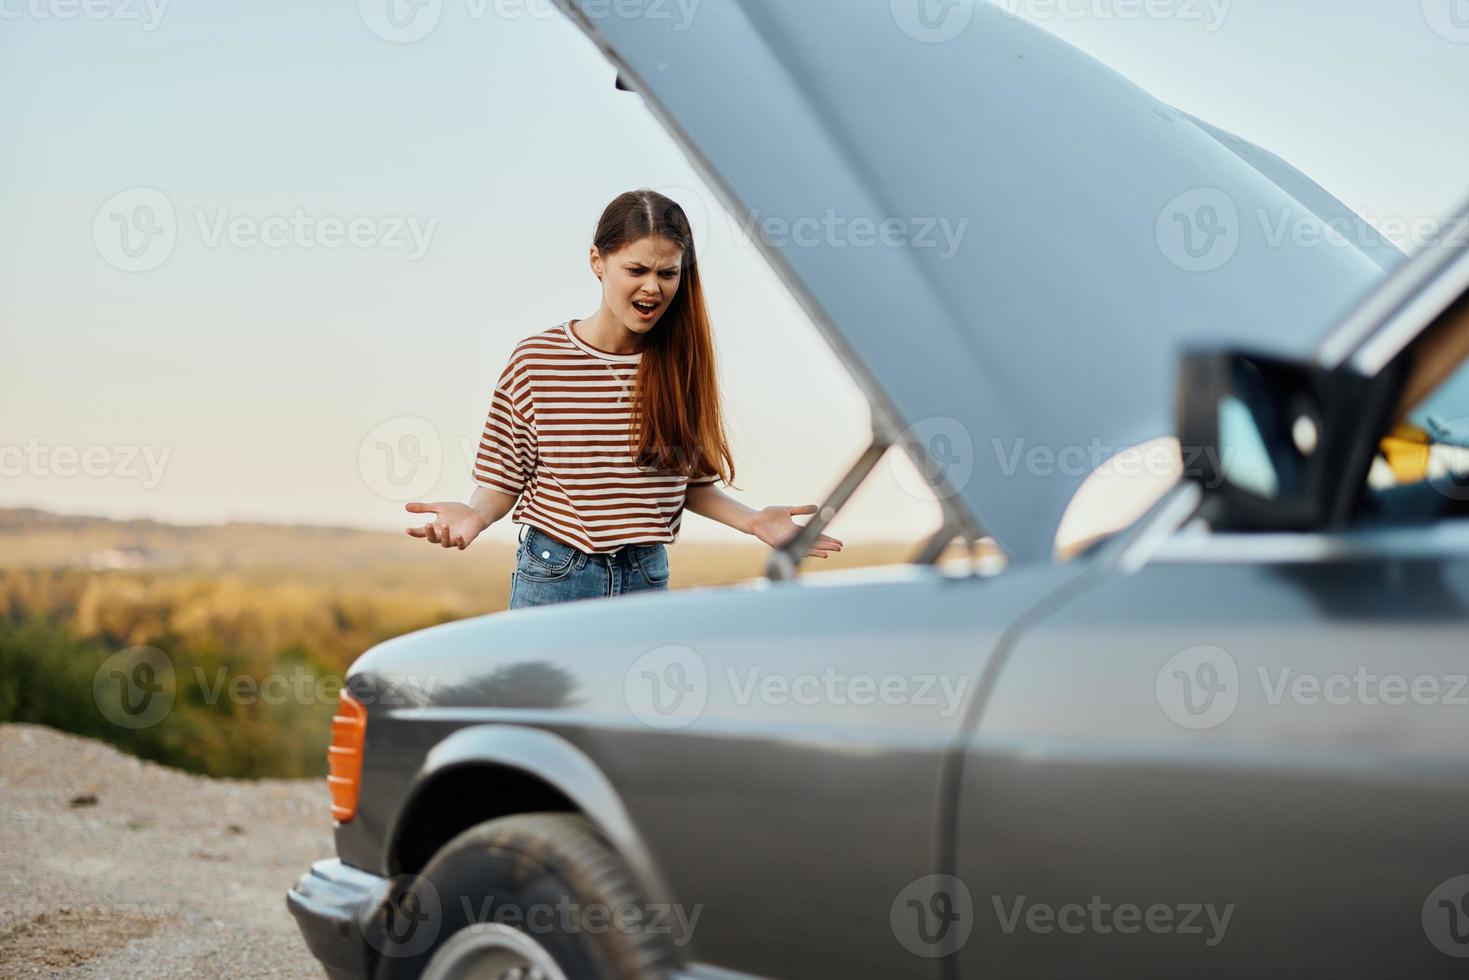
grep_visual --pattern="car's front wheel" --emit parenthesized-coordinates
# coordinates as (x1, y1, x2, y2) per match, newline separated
(372, 812, 675, 980)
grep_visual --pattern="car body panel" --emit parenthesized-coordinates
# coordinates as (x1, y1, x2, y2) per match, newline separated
(340, 563, 1082, 975)
(385, 723, 679, 909)
(557, 0, 1395, 560)
(959, 540, 1469, 976)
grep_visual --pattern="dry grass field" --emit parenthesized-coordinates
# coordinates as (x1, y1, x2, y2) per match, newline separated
(0, 508, 926, 779)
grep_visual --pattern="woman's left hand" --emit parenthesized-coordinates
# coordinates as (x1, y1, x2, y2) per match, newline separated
(750, 505, 845, 559)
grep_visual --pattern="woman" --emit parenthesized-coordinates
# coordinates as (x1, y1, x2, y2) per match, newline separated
(404, 189, 843, 608)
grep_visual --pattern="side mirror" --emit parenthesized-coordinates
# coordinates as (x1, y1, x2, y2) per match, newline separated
(1176, 348, 1398, 531)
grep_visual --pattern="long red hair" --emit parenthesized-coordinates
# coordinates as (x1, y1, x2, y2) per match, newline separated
(593, 189, 737, 488)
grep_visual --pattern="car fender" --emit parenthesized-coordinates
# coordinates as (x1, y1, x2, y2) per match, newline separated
(385, 723, 676, 909)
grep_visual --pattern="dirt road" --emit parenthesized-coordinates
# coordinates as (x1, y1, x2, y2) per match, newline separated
(0, 724, 333, 978)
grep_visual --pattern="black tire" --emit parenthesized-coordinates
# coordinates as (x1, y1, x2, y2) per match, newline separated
(371, 812, 676, 980)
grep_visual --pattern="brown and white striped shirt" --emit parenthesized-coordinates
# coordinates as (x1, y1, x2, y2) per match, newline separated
(473, 320, 721, 553)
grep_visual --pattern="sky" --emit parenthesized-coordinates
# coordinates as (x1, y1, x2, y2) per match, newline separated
(2, 0, 1467, 548)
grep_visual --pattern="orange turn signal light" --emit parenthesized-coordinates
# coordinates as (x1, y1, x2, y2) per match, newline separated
(327, 689, 367, 823)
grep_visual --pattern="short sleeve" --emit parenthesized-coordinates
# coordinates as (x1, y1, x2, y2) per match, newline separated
(688, 472, 720, 488)
(473, 357, 536, 496)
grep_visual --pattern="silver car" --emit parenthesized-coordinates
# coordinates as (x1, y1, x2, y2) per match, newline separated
(289, 2, 1469, 977)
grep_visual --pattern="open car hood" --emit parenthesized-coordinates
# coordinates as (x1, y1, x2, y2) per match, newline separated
(556, 0, 1399, 562)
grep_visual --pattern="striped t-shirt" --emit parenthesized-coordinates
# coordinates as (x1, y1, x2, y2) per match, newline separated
(473, 320, 721, 554)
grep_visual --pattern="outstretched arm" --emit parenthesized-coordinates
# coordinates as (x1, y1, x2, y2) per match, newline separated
(404, 486, 517, 550)
(684, 484, 844, 559)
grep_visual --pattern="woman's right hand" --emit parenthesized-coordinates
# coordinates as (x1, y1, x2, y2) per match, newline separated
(405, 501, 490, 550)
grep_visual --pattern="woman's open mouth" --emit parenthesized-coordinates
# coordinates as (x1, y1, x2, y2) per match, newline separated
(632, 300, 660, 321)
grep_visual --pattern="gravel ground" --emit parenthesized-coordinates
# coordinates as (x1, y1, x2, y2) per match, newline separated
(0, 724, 334, 979)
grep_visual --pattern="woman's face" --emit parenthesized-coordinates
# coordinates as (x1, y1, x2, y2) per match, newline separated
(592, 235, 685, 337)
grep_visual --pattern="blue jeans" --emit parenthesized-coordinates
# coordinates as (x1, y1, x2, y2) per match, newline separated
(508, 525, 670, 609)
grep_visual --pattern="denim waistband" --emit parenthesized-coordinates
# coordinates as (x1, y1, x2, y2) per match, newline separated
(518, 523, 661, 558)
